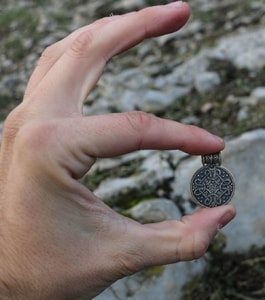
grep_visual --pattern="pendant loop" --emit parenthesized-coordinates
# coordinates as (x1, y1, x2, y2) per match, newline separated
(201, 152, 222, 166)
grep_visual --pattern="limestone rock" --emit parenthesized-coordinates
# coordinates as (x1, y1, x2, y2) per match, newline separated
(128, 198, 182, 223)
(209, 28, 265, 70)
(194, 71, 221, 94)
(251, 87, 265, 102)
(94, 260, 206, 300)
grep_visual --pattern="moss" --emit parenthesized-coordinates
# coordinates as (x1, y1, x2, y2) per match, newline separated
(104, 185, 158, 211)
(143, 265, 165, 278)
(82, 158, 143, 191)
(0, 8, 38, 37)
(183, 244, 265, 300)
(103, 170, 173, 211)
(49, 12, 72, 30)
(3, 38, 25, 61)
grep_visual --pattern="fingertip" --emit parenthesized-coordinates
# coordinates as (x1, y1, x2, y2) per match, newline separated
(166, 1, 191, 24)
(182, 124, 225, 155)
(199, 126, 225, 152)
(218, 205, 236, 229)
(166, 1, 190, 11)
(189, 204, 236, 231)
(201, 133, 225, 155)
(211, 134, 225, 148)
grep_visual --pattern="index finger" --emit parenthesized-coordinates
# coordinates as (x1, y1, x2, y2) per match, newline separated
(25, 2, 190, 116)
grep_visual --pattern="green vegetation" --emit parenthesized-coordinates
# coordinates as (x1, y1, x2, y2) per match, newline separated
(82, 158, 143, 191)
(3, 37, 25, 61)
(49, 12, 72, 31)
(183, 244, 265, 300)
(0, 8, 38, 37)
(144, 265, 165, 278)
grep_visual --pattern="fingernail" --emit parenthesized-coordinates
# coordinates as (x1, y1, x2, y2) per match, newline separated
(218, 210, 235, 229)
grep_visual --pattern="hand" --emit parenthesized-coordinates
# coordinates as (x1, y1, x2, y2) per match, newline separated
(0, 2, 236, 299)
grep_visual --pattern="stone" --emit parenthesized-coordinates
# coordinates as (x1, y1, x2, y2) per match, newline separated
(222, 130, 265, 251)
(200, 102, 215, 114)
(180, 115, 199, 125)
(94, 259, 206, 300)
(167, 52, 210, 86)
(209, 27, 265, 70)
(94, 152, 174, 205)
(237, 107, 249, 121)
(251, 87, 265, 102)
(112, 0, 145, 11)
(194, 72, 221, 94)
(138, 87, 190, 112)
(128, 198, 182, 223)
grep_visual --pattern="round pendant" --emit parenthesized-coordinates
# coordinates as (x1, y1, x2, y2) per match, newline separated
(190, 153, 235, 208)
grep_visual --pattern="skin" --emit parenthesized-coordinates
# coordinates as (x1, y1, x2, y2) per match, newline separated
(0, 2, 236, 299)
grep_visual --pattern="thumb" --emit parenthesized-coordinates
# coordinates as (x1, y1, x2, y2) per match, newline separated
(121, 205, 236, 273)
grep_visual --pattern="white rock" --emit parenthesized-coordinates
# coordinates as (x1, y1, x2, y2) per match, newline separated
(222, 130, 265, 251)
(128, 198, 182, 223)
(167, 52, 210, 86)
(251, 87, 265, 102)
(194, 72, 221, 94)
(209, 27, 265, 70)
(94, 260, 206, 300)
(237, 107, 249, 121)
(94, 152, 173, 204)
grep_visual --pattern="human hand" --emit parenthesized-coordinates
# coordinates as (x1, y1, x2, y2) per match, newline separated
(0, 2, 236, 299)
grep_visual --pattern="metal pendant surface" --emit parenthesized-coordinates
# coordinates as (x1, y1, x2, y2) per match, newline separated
(190, 152, 235, 208)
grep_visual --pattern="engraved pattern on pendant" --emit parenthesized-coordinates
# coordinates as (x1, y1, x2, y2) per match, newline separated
(191, 166, 234, 207)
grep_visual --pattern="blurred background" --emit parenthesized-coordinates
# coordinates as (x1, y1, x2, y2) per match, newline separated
(0, 0, 265, 299)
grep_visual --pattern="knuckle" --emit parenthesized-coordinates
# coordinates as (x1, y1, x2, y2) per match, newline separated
(93, 16, 113, 26)
(176, 216, 209, 261)
(125, 111, 155, 133)
(115, 251, 144, 277)
(67, 30, 95, 59)
(15, 120, 59, 159)
(1, 108, 60, 171)
(2, 106, 26, 144)
(38, 43, 58, 66)
(191, 234, 209, 259)
(124, 111, 157, 150)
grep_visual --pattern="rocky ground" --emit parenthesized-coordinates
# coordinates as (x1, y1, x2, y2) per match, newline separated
(0, 0, 265, 299)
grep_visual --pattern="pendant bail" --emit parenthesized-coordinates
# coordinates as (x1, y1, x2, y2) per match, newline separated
(201, 152, 222, 166)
